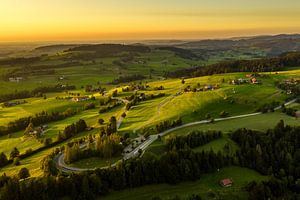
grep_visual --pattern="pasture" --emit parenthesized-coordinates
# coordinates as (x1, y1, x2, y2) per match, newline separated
(100, 166, 268, 200)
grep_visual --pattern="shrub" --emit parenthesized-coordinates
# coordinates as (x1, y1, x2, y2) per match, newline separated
(18, 167, 30, 179)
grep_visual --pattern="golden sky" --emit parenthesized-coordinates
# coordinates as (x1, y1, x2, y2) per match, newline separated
(1, 0, 300, 42)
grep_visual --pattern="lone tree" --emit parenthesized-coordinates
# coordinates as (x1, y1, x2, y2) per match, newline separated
(98, 118, 105, 125)
(18, 167, 30, 179)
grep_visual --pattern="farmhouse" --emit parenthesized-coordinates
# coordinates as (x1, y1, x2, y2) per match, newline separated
(246, 74, 254, 78)
(220, 178, 233, 187)
(72, 96, 90, 102)
(250, 78, 259, 84)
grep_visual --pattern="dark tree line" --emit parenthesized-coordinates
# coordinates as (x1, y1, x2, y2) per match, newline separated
(256, 101, 280, 113)
(0, 84, 76, 103)
(231, 121, 300, 197)
(246, 178, 300, 200)
(156, 118, 183, 133)
(0, 108, 78, 136)
(0, 56, 41, 66)
(110, 74, 146, 84)
(165, 130, 222, 151)
(99, 101, 122, 113)
(125, 93, 166, 111)
(57, 119, 87, 142)
(0, 149, 232, 200)
(165, 52, 300, 78)
(65, 44, 150, 60)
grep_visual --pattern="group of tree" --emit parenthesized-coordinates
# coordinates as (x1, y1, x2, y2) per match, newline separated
(0, 56, 41, 66)
(84, 102, 96, 110)
(246, 178, 300, 200)
(125, 93, 165, 111)
(0, 108, 78, 136)
(0, 84, 76, 103)
(64, 133, 123, 164)
(256, 101, 280, 113)
(165, 52, 300, 78)
(99, 101, 122, 113)
(281, 104, 297, 117)
(165, 130, 222, 151)
(156, 118, 183, 133)
(231, 120, 300, 197)
(57, 119, 87, 142)
(110, 74, 146, 84)
(0, 148, 232, 200)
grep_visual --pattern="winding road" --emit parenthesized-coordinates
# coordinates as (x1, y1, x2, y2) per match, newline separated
(54, 95, 297, 173)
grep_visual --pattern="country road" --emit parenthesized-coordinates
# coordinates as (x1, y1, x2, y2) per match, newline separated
(55, 98, 297, 173)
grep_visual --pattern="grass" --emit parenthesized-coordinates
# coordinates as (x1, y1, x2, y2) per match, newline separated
(119, 71, 294, 133)
(169, 111, 299, 135)
(0, 104, 125, 177)
(100, 166, 268, 200)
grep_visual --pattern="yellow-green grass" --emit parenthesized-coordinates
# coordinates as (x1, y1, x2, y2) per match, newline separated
(0, 94, 87, 126)
(100, 166, 267, 200)
(0, 105, 125, 176)
(0, 128, 99, 177)
(0, 50, 199, 95)
(168, 112, 299, 136)
(119, 71, 292, 133)
(0, 103, 124, 153)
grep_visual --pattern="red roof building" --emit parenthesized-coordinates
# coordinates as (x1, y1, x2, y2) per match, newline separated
(220, 178, 233, 187)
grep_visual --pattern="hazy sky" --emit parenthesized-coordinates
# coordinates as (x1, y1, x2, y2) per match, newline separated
(1, 0, 300, 42)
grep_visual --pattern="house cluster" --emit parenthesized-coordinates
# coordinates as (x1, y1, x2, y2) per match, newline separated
(72, 96, 90, 102)
(8, 77, 23, 82)
(184, 84, 220, 92)
(28, 125, 48, 137)
(231, 74, 260, 85)
(280, 79, 300, 95)
(283, 79, 299, 85)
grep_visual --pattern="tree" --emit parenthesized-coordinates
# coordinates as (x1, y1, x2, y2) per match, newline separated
(13, 157, 20, 166)
(0, 152, 8, 167)
(44, 138, 53, 146)
(121, 112, 126, 118)
(18, 167, 30, 179)
(10, 147, 19, 160)
(98, 118, 104, 125)
(40, 155, 58, 176)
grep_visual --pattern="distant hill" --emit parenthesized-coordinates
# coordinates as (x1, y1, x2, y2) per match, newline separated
(34, 44, 82, 52)
(178, 34, 300, 56)
(64, 44, 151, 60)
